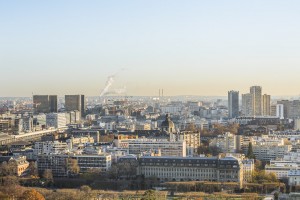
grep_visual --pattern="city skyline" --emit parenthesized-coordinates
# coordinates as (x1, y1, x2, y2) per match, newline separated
(1, 1, 300, 96)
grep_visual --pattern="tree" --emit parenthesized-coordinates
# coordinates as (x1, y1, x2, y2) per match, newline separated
(42, 169, 53, 185)
(0, 161, 10, 176)
(79, 185, 93, 199)
(67, 158, 80, 177)
(141, 190, 157, 200)
(7, 160, 18, 176)
(247, 142, 256, 159)
(2, 175, 19, 186)
(28, 162, 39, 177)
(21, 189, 45, 200)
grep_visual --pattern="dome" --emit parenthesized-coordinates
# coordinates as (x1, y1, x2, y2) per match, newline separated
(161, 114, 175, 133)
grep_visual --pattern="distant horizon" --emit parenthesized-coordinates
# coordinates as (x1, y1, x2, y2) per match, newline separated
(1, 94, 300, 99)
(1, 1, 300, 96)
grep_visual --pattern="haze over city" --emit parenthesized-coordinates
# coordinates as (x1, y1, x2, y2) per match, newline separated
(1, 0, 300, 97)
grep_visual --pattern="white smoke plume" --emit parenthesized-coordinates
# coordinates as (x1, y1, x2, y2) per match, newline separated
(100, 68, 126, 97)
(100, 74, 115, 97)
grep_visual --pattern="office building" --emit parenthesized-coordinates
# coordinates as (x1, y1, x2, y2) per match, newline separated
(34, 141, 68, 155)
(37, 153, 111, 177)
(33, 95, 57, 114)
(128, 139, 186, 157)
(137, 156, 243, 188)
(262, 94, 271, 116)
(228, 90, 239, 118)
(65, 95, 86, 118)
(250, 86, 262, 116)
(46, 113, 67, 129)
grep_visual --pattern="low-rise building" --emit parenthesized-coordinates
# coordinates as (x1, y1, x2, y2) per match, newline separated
(0, 156, 29, 176)
(265, 160, 299, 180)
(288, 170, 300, 186)
(242, 159, 255, 183)
(209, 132, 237, 153)
(252, 144, 292, 161)
(137, 156, 243, 188)
(34, 141, 68, 155)
(128, 139, 186, 157)
(37, 153, 111, 177)
(171, 131, 200, 156)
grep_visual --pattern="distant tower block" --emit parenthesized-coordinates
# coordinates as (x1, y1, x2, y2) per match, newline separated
(159, 89, 161, 97)
(162, 89, 164, 97)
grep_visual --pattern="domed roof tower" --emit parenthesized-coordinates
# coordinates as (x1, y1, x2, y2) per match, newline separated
(161, 114, 175, 133)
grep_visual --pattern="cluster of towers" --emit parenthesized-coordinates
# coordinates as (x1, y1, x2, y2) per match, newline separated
(228, 86, 271, 118)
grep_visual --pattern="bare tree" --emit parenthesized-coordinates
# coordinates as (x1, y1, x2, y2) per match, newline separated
(42, 169, 53, 185)
(67, 158, 80, 177)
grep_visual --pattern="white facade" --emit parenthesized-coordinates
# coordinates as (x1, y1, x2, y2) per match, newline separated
(266, 160, 299, 179)
(288, 170, 300, 186)
(294, 119, 300, 131)
(209, 132, 237, 153)
(34, 141, 68, 155)
(252, 144, 292, 161)
(128, 139, 186, 157)
(276, 104, 284, 119)
(46, 113, 67, 128)
(160, 105, 182, 114)
(242, 159, 255, 183)
(73, 154, 112, 172)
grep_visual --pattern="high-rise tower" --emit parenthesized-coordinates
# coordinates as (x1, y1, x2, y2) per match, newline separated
(33, 95, 58, 114)
(65, 95, 86, 118)
(262, 94, 271, 116)
(228, 91, 239, 118)
(250, 86, 262, 116)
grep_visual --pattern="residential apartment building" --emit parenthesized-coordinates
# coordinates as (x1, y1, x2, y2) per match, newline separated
(177, 131, 200, 156)
(242, 93, 252, 116)
(252, 143, 292, 161)
(265, 160, 299, 179)
(46, 113, 67, 129)
(250, 86, 262, 116)
(262, 94, 271, 116)
(288, 170, 300, 186)
(209, 132, 237, 153)
(242, 159, 255, 183)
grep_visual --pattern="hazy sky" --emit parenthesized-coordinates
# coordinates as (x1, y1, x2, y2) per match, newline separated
(1, 1, 300, 97)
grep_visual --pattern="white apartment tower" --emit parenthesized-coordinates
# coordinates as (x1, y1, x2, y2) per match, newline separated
(262, 94, 271, 116)
(242, 93, 252, 116)
(250, 86, 262, 116)
(276, 104, 284, 119)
